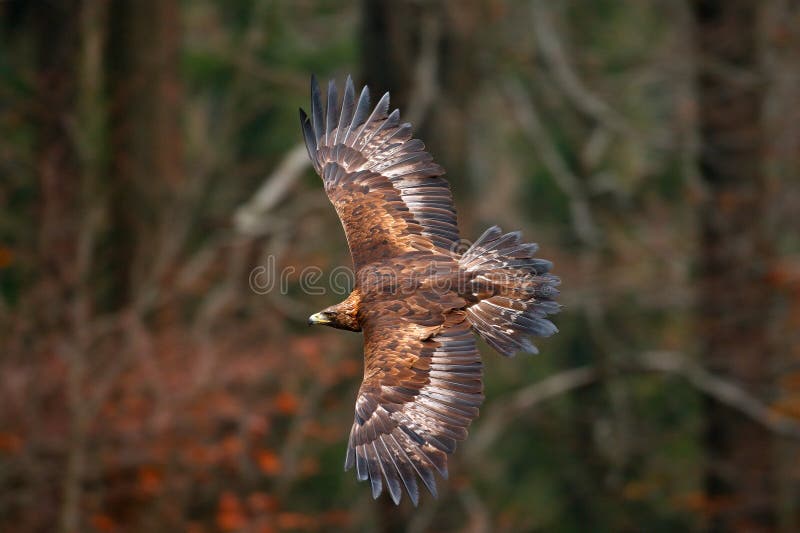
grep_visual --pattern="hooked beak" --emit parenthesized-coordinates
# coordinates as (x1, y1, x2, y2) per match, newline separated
(307, 312, 331, 326)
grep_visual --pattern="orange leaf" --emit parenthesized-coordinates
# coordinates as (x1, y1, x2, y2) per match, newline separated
(0, 432, 22, 454)
(0, 246, 13, 268)
(220, 435, 242, 459)
(247, 491, 278, 513)
(216, 492, 247, 532)
(137, 466, 163, 496)
(90, 514, 116, 532)
(256, 450, 282, 476)
(275, 392, 298, 415)
(216, 511, 246, 532)
(277, 512, 315, 530)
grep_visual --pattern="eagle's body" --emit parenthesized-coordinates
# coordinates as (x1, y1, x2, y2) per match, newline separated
(301, 76, 560, 505)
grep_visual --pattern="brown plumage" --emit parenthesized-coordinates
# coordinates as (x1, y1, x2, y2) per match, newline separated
(301, 75, 560, 506)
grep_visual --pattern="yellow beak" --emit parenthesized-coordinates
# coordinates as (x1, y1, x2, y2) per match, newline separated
(308, 312, 331, 326)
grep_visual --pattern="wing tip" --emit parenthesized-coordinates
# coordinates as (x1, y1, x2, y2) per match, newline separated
(387, 485, 402, 506)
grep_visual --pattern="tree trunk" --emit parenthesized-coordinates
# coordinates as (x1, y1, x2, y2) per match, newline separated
(360, 0, 484, 197)
(106, 0, 183, 308)
(35, 0, 82, 293)
(691, 1, 776, 530)
(32, 2, 88, 531)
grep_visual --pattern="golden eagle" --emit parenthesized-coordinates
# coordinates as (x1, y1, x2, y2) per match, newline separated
(300, 75, 560, 505)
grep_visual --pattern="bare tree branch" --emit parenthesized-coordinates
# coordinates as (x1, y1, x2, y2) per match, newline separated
(469, 351, 800, 458)
(469, 366, 597, 456)
(234, 144, 310, 235)
(636, 351, 800, 438)
(501, 77, 600, 246)
(403, 11, 440, 127)
(458, 485, 490, 533)
(530, 0, 632, 136)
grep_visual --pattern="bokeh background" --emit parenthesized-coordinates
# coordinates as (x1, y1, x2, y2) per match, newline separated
(2, 1, 800, 531)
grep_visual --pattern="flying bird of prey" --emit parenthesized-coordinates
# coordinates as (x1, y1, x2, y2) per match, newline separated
(300, 75, 560, 506)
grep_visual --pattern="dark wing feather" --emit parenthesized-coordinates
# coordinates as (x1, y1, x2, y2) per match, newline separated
(345, 296, 484, 506)
(325, 79, 338, 143)
(300, 76, 461, 267)
(310, 74, 324, 144)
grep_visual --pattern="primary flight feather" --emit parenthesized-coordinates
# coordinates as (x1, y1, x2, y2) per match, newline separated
(301, 75, 560, 506)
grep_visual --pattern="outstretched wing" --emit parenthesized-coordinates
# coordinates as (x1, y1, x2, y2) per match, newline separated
(300, 75, 461, 269)
(345, 294, 484, 506)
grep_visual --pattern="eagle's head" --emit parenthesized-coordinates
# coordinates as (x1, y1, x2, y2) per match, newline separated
(307, 290, 361, 332)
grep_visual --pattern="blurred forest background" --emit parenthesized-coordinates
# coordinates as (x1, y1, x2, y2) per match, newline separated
(2, 0, 800, 532)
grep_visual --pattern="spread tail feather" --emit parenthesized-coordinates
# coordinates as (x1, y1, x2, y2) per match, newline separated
(459, 226, 561, 357)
